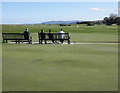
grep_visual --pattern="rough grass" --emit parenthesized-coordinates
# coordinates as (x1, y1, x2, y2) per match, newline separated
(2, 24, 118, 43)
(2, 24, 118, 35)
(2, 44, 118, 91)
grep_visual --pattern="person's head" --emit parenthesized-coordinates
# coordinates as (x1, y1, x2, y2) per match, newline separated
(26, 28, 29, 31)
(49, 29, 52, 33)
(60, 29, 63, 31)
(41, 29, 44, 33)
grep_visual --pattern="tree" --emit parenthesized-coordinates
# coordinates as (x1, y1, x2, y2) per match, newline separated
(87, 22, 94, 26)
(109, 13, 118, 18)
(115, 17, 120, 25)
(76, 22, 80, 24)
(103, 13, 118, 25)
(103, 17, 109, 24)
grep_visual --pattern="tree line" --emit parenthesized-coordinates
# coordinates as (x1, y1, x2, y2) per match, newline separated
(76, 13, 120, 26)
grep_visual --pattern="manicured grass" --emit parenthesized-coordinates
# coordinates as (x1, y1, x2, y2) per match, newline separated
(2, 24, 118, 91)
(2, 44, 118, 91)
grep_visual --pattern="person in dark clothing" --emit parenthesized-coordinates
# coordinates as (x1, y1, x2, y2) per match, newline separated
(24, 28, 32, 44)
(24, 28, 30, 40)
(48, 29, 55, 43)
(40, 29, 47, 44)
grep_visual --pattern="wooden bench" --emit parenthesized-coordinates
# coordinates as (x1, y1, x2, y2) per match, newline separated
(38, 32, 70, 44)
(2, 33, 32, 44)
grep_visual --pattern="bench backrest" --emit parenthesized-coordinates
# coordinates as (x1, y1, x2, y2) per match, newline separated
(38, 33, 70, 40)
(2, 33, 25, 40)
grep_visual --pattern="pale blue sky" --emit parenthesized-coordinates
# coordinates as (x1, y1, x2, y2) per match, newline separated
(2, 2, 118, 24)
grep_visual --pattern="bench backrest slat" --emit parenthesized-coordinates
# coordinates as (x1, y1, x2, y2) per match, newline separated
(2, 33, 25, 39)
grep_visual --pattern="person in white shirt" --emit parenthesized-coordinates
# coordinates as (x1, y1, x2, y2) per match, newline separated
(58, 29, 65, 43)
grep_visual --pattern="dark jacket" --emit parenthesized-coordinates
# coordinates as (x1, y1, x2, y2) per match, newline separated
(24, 30, 30, 39)
(40, 33, 46, 39)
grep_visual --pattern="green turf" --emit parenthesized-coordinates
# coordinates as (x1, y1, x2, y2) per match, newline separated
(2, 24, 118, 34)
(2, 24, 118, 43)
(2, 44, 118, 91)
(30, 33, 118, 43)
(2, 24, 118, 91)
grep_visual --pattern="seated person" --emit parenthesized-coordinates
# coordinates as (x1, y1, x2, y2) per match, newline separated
(24, 28, 30, 39)
(58, 29, 65, 43)
(47, 29, 55, 43)
(39, 29, 47, 44)
(24, 28, 32, 43)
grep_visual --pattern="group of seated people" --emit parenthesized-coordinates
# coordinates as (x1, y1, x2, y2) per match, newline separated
(24, 28, 65, 44)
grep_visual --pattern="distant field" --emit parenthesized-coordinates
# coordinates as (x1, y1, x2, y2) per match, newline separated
(2, 24, 118, 91)
(2, 24, 118, 34)
(2, 24, 118, 42)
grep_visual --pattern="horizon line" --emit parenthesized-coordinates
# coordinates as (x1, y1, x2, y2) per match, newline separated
(1, 19, 104, 25)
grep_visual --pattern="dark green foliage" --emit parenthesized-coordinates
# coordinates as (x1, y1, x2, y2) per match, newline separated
(87, 22, 94, 26)
(103, 14, 120, 25)
(59, 24, 71, 26)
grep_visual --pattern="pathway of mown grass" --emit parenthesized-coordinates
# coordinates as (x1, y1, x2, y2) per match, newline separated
(2, 44, 118, 91)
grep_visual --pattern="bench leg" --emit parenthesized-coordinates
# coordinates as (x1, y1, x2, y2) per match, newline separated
(18, 40, 20, 44)
(3, 40, 5, 43)
(28, 40, 32, 44)
(15, 40, 17, 43)
(6, 40, 8, 43)
(39, 39, 40, 44)
(21, 40, 23, 43)
(29, 37, 32, 44)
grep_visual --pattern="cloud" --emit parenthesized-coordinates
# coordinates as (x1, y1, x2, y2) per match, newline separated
(89, 8, 108, 11)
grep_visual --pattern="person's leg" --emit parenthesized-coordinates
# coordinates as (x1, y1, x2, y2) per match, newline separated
(45, 39, 47, 44)
(60, 40, 63, 43)
(52, 39, 55, 43)
(59, 40, 61, 43)
(29, 36, 32, 44)
(61, 40, 64, 43)
(41, 39, 43, 44)
(62, 40, 64, 43)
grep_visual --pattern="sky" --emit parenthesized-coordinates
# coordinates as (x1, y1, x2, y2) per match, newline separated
(2, 2, 118, 24)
